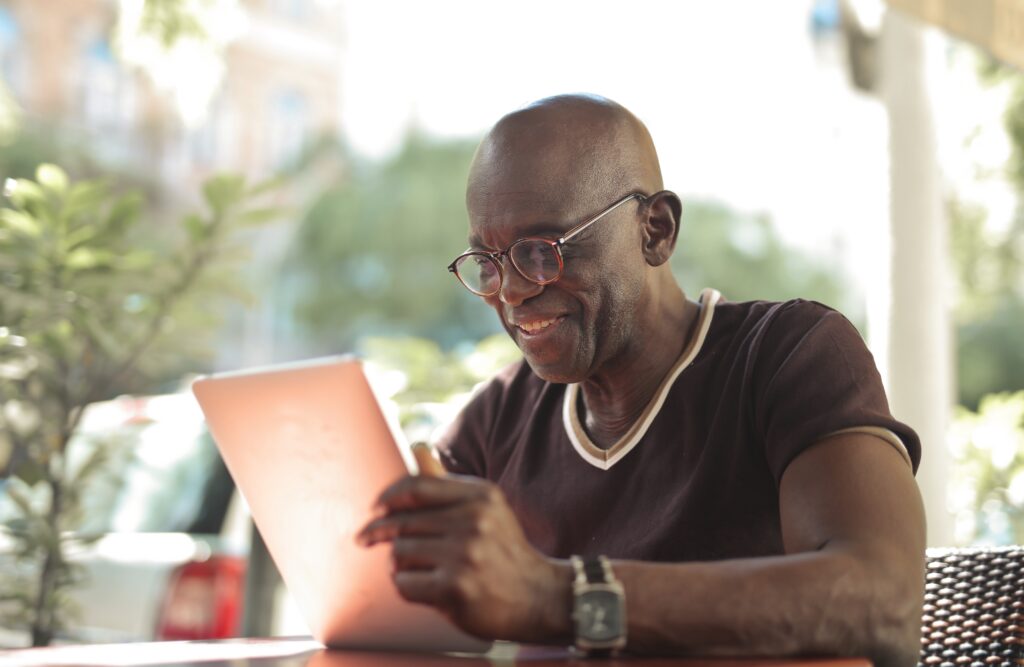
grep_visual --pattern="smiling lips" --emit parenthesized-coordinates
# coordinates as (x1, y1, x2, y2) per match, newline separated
(515, 315, 564, 335)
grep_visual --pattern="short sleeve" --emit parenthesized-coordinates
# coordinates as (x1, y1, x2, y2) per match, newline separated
(435, 391, 490, 477)
(752, 301, 921, 483)
(434, 361, 525, 477)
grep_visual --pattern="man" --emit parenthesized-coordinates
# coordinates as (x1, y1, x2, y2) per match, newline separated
(357, 95, 926, 667)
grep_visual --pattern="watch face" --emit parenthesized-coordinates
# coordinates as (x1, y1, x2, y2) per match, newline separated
(576, 589, 623, 642)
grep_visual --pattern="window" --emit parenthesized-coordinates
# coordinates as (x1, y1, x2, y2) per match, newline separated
(0, 8, 26, 99)
(266, 89, 310, 169)
(266, 0, 313, 21)
(189, 95, 238, 169)
(76, 37, 137, 133)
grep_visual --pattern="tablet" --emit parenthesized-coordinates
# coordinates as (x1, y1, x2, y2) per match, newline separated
(192, 356, 490, 653)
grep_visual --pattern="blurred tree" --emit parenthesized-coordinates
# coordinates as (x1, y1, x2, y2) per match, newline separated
(671, 201, 856, 324)
(0, 164, 278, 645)
(950, 57, 1024, 409)
(0, 121, 160, 200)
(286, 135, 857, 352)
(948, 392, 1024, 545)
(284, 133, 498, 352)
(942, 52, 1024, 546)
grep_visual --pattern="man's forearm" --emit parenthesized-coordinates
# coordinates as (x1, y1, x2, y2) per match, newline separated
(556, 546, 923, 667)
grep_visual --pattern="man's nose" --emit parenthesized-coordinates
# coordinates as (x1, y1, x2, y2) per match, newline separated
(498, 261, 543, 306)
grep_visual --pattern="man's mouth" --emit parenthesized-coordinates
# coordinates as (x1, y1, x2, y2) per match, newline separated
(514, 315, 564, 336)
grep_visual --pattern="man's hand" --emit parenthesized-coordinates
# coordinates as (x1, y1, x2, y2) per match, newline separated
(356, 475, 571, 643)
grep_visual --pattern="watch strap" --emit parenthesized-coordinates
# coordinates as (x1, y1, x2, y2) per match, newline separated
(583, 556, 605, 583)
(570, 554, 626, 654)
(571, 555, 616, 584)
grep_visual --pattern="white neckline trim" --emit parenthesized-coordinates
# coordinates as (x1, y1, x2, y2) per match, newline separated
(562, 288, 721, 470)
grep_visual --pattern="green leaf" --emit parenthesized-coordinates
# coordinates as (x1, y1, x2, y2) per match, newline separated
(104, 193, 142, 236)
(203, 174, 246, 217)
(62, 180, 110, 226)
(0, 209, 41, 237)
(6, 178, 45, 210)
(36, 164, 68, 195)
(115, 249, 155, 271)
(63, 224, 99, 252)
(65, 248, 114, 271)
(52, 319, 73, 342)
(247, 176, 286, 197)
(183, 213, 206, 241)
(237, 207, 282, 226)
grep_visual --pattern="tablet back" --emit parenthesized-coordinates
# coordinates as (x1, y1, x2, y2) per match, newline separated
(192, 357, 489, 653)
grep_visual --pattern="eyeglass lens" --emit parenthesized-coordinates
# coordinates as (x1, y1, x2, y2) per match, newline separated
(512, 240, 561, 282)
(455, 254, 500, 295)
(454, 240, 562, 296)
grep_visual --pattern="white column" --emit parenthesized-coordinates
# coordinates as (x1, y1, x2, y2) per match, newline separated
(880, 9, 954, 547)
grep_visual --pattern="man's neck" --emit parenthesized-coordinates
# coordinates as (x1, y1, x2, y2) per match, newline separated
(578, 287, 700, 449)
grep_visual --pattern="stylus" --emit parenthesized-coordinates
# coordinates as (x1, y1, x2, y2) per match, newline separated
(411, 441, 446, 477)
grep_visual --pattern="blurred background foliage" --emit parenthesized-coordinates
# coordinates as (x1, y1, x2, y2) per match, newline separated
(0, 0, 1020, 651)
(948, 392, 1024, 545)
(0, 0, 1021, 584)
(944, 58, 1024, 544)
(0, 161, 277, 644)
(284, 134, 494, 351)
(285, 132, 858, 354)
(671, 201, 856, 324)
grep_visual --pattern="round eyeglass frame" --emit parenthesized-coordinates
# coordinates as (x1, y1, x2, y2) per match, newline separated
(447, 192, 648, 298)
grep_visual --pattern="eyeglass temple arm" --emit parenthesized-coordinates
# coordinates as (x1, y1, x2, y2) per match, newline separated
(557, 193, 646, 245)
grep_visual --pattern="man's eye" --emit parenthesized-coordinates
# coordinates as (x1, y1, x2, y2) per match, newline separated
(476, 257, 496, 272)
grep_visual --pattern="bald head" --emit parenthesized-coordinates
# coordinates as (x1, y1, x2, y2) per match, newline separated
(467, 95, 663, 218)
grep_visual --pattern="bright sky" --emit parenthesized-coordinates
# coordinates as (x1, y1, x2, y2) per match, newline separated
(336, 0, 888, 257)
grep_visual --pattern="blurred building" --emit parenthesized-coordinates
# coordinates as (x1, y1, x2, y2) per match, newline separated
(0, 0, 347, 369)
(0, 0, 344, 189)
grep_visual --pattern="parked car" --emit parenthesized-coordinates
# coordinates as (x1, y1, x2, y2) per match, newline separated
(0, 391, 252, 647)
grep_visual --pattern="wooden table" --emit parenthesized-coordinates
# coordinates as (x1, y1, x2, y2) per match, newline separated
(0, 637, 872, 667)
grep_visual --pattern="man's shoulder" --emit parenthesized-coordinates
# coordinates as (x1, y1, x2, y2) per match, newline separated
(715, 295, 839, 325)
(710, 296, 853, 346)
(436, 357, 555, 476)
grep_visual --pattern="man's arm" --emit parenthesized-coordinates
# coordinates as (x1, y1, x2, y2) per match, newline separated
(358, 432, 925, 667)
(613, 431, 926, 666)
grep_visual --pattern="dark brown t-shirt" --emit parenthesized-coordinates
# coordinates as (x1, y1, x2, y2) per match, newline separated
(437, 290, 920, 562)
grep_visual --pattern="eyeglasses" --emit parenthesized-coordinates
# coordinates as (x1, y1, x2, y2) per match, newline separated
(448, 192, 648, 297)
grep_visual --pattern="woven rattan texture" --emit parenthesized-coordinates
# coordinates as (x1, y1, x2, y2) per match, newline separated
(919, 546, 1023, 666)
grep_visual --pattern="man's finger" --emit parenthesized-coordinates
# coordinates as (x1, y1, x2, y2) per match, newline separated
(373, 473, 489, 513)
(357, 502, 478, 546)
(392, 569, 451, 608)
(390, 536, 451, 571)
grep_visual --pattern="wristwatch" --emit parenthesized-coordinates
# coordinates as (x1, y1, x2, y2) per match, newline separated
(571, 555, 627, 654)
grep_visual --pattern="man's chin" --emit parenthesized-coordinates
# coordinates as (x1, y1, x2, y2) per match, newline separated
(503, 319, 589, 383)
(521, 356, 585, 385)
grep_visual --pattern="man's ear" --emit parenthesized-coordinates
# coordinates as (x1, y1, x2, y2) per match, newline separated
(640, 190, 682, 267)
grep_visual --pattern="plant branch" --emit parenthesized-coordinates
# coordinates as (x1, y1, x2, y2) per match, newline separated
(86, 220, 223, 402)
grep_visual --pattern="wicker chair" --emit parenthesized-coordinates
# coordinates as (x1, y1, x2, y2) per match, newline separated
(919, 545, 1023, 666)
